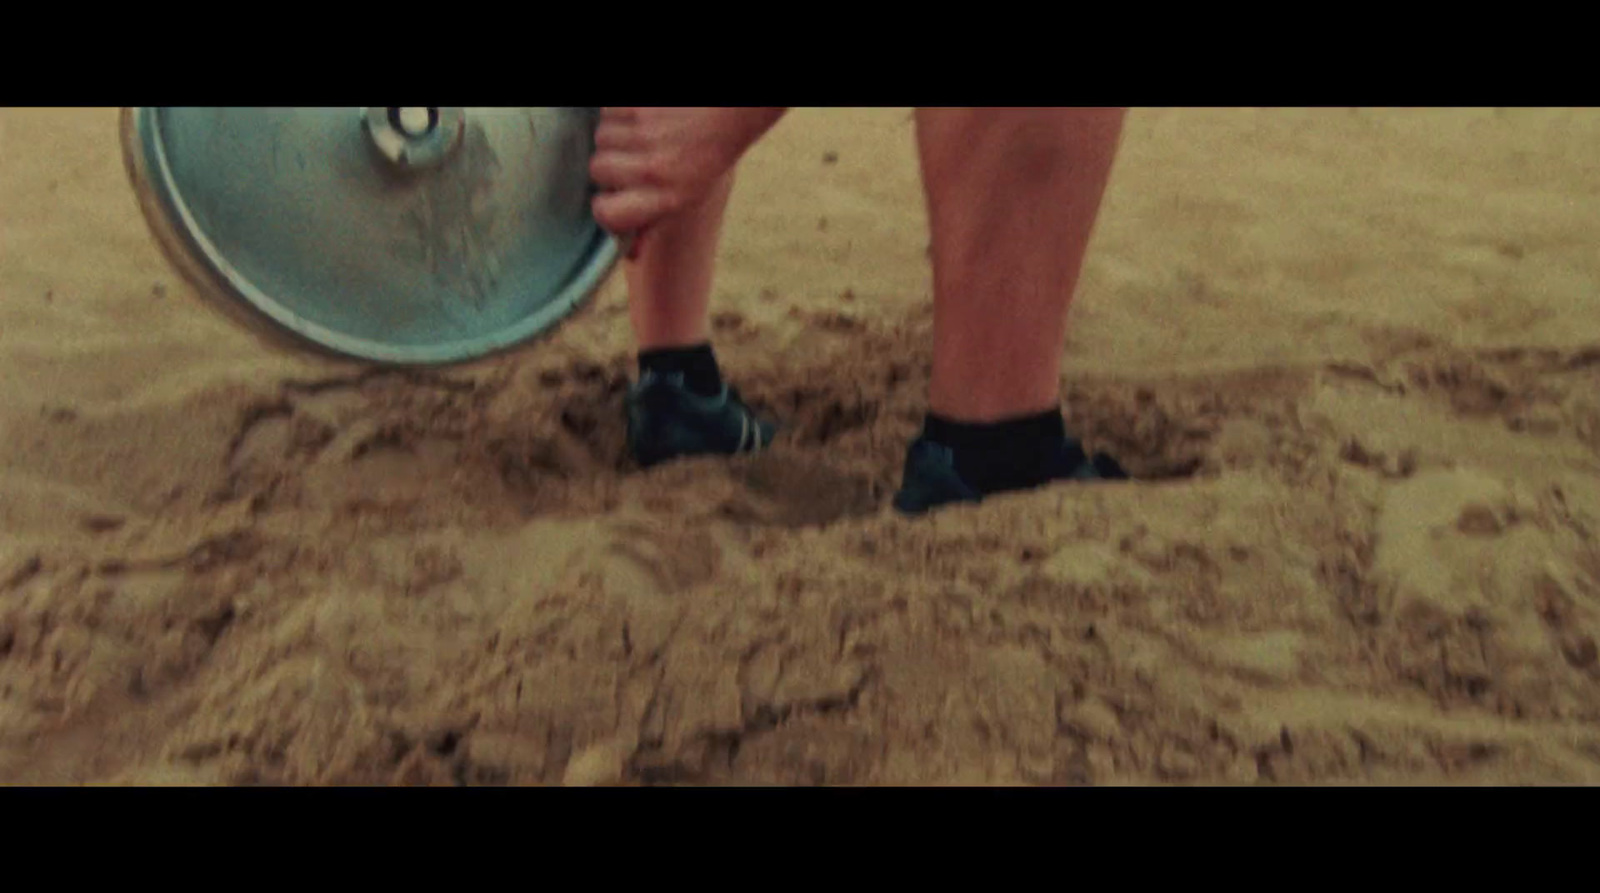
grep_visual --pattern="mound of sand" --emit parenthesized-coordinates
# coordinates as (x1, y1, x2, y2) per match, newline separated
(2, 107, 1599, 785)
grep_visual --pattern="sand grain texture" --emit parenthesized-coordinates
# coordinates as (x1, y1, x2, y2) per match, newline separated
(3, 107, 1600, 784)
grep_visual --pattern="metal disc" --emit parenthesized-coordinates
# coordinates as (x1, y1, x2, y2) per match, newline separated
(121, 107, 620, 365)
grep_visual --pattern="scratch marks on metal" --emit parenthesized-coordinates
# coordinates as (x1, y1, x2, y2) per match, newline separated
(405, 122, 505, 313)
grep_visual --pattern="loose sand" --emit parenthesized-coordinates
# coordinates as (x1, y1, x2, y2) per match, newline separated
(2, 107, 1599, 785)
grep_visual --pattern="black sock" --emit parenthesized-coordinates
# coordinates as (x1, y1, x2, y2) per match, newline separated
(923, 409, 1072, 493)
(639, 343, 724, 397)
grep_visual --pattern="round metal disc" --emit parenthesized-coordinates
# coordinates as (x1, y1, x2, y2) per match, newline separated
(121, 107, 620, 365)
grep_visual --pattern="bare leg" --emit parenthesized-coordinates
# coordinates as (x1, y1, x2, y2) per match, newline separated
(626, 171, 735, 351)
(615, 163, 770, 468)
(592, 108, 785, 468)
(915, 108, 1125, 423)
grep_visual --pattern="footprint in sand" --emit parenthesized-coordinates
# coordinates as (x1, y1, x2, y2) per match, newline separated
(723, 455, 881, 529)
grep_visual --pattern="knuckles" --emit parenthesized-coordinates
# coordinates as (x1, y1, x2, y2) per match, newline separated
(589, 148, 677, 189)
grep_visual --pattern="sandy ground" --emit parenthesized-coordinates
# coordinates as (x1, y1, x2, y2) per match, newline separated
(3, 107, 1600, 785)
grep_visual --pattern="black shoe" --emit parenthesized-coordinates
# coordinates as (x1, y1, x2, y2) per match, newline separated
(892, 436, 1127, 515)
(625, 370, 779, 469)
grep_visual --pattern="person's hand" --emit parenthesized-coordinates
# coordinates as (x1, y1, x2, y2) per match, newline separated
(590, 107, 786, 255)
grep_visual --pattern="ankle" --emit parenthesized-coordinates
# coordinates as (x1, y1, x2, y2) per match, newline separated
(924, 409, 1065, 451)
(922, 409, 1071, 493)
(638, 342, 724, 397)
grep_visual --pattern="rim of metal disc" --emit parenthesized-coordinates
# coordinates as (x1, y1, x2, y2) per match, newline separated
(119, 107, 621, 367)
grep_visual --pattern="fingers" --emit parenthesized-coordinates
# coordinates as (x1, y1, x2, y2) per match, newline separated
(594, 114, 645, 151)
(590, 147, 675, 235)
(598, 106, 640, 126)
(591, 108, 675, 233)
(589, 108, 698, 238)
(592, 186, 679, 235)
(589, 149, 657, 190)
